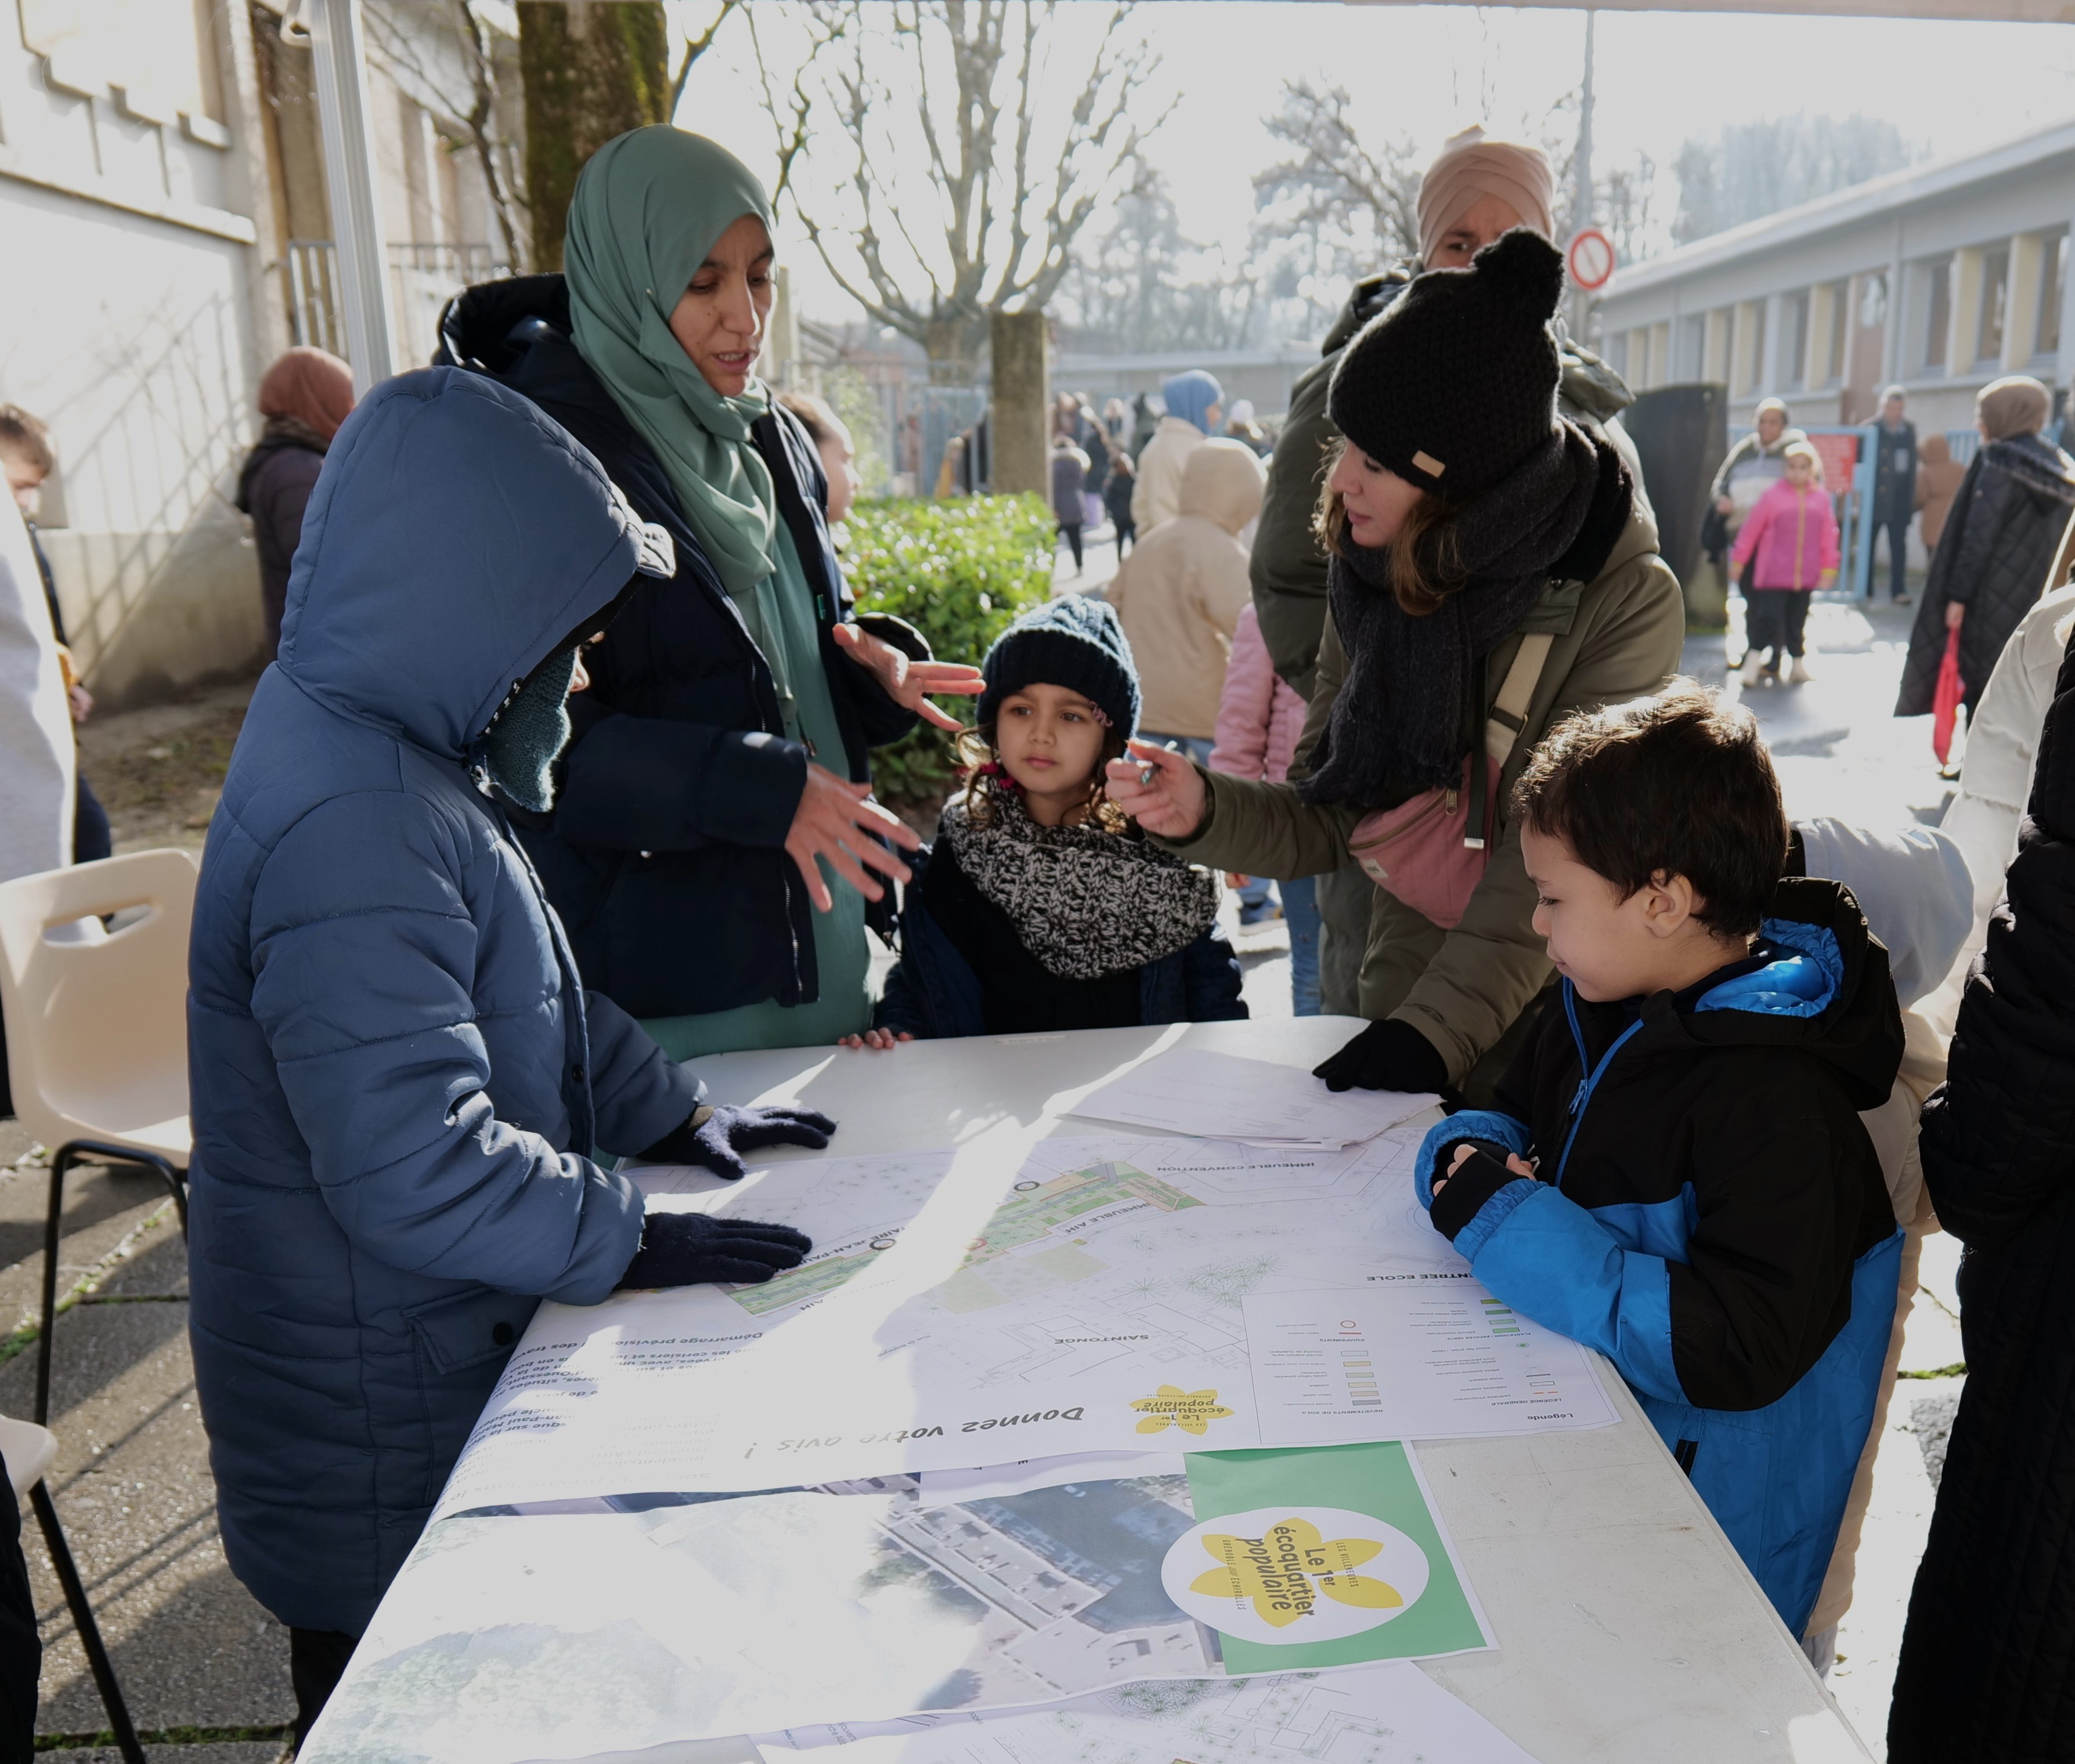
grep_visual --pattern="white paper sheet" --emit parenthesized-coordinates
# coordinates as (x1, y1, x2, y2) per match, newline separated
(1064, 1050, 1438, 1147)
(1243, 1275, 1620, 1444)
(750, 1664, 1543, 1764)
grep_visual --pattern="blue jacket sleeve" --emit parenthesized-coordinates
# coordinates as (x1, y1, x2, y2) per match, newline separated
(582, 988, 705, 1156)
(555, 702, 808, 853)
(1414, 1109, 1532, 1208)
(1457, 1183, 1686, 1405)
(248, 791, 644, 1304)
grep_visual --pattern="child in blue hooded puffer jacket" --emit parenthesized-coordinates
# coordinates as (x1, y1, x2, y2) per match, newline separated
(1417, 681, 1903, 1642)
(185, 369, 832, 1741)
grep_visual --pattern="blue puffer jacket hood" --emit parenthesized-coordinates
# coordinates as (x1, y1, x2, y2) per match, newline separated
(276, 367, 673, 758)
(187, 368, 699, 1636)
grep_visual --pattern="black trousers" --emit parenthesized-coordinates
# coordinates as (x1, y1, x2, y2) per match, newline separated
(291, 1628, 361, 1749)
(0, 1453, 38, 1764)
(1112, 511, 1135, 555)
(1746, 590, 1812, 660)
(1058, 522, 1083, 569)
(1877, 515, 1911, 600)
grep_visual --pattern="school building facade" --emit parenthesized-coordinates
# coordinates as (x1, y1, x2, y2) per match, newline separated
(1594, 120, 2075, 439)
(0, 1, 520, 709)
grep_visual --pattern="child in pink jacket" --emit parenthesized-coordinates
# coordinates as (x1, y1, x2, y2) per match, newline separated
(1731, 440, 1840, 686)
(1208, 603, 1320, 1013)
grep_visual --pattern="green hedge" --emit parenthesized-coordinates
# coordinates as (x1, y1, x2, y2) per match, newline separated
(843, 493, 1056, 805)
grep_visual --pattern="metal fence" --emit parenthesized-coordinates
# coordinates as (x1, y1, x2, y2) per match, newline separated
(283, 240, 510, 370)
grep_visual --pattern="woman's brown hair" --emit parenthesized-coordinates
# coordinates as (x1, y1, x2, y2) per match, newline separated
(953, 718, 1131, 832)
(1313, 439, 1468, 616)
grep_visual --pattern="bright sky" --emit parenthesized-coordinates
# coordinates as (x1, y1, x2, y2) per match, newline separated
(674, 3, 2075, 330)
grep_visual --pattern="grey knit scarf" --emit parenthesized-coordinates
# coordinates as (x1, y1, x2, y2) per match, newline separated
(1303, 420, 1631, 808)
(941, 793, 1218, 981)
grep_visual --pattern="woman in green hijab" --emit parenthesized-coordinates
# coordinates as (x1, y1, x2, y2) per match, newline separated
(438, 126, 981, 1054)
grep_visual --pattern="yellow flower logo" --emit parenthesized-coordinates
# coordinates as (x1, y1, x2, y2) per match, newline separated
(1189, 1517, 1403, 1629)
(1129, 1386, 1235, 1436)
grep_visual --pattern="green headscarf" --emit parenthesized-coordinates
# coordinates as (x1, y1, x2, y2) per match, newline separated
(564, 126, 778, 601)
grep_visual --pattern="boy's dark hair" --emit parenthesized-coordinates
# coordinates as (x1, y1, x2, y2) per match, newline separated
(1511, 679, 1786, 939)
(0, 405, 54, 477)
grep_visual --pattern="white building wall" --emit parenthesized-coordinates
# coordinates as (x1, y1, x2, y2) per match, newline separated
(1595, 125, 2075, 438)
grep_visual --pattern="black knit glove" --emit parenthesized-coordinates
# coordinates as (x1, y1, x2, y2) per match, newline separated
(1429, 1146, 1525, 1242)
(1313, 1019, 1449, 1094)
(640, 1104, 837, 1181)
(616, 1211, 813, 1290)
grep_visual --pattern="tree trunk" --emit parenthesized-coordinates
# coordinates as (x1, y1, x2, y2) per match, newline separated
(517, 1, 672, 272)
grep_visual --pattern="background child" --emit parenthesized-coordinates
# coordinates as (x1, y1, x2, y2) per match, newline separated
(0, 404, 109, 862)
(1416, 682, 1902, 1647)
(851, 597, 1244, 1044)
(1105, 449, 1137, 555)
(1208, 601, 1322, 1009)
(1731, 439, 1839, 687)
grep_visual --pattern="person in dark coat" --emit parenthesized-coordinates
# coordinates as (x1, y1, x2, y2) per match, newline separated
(1051, 436, 1089, 573)
(186, 368, 823, 1738)
(1888, 626, 2075, 1763)
(436, 128, 981, 1061)
(1870, 385, 1919, 605)
(234, 348, 355, 661)
(1897, 375, 2075, 722)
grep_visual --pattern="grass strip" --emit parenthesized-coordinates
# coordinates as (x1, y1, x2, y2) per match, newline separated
(1897, 1362, 1967, 1379)
(0, 1201, 181, 1371)
(36, 1723, 293, 1749)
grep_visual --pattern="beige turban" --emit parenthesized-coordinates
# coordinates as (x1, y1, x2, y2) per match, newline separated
(1978, 374, 2051, 441)
(1416, 126, 1557, 267)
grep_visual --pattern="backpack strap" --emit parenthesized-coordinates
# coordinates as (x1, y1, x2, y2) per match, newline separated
(1484, 630, 1557, 768)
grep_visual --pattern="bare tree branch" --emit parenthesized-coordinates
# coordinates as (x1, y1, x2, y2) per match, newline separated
(761, 1, 1160, 370)
(669, 0, 741, 115)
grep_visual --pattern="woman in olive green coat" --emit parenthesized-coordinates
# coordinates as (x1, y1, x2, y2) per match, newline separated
(1108, 231, 1683, 1101)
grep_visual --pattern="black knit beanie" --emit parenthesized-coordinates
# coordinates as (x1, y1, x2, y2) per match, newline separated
(979, 595, 1140, 738)
(1327, 227, 1565, 499)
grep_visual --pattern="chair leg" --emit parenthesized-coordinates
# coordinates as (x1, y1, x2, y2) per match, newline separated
(29, 1480, 146, 1764)
(37, 1141, 187, 1430)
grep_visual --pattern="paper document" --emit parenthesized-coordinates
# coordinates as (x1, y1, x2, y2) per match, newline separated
(307, 1444, 1495, 1764)
(435, 1121, 1542, 1514)
(753, 1663, 1542, 1764)
(1066, 1050, 1437, 1147)
(1244, 1276, 1619, 1445)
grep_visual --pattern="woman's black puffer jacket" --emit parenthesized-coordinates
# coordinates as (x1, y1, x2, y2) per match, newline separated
(1889, 630, 2075, 1762)
(1897, 432, 2075, 714)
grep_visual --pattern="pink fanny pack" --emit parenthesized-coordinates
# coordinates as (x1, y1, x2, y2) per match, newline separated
(1347, 632, 1554, 931)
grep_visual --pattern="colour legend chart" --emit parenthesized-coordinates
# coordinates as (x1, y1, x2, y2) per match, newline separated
(1242, 1275, 1619, 1444)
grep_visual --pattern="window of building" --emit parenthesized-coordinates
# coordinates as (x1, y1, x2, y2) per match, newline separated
(1782, 290, 1811, 389)
(1824, 280, 1850, 385)
(1924, 259, 1951, 371)
(1979, 247, 2011, 366)
(2040, 230, 2067, 359)
(1607, 330, 1630, 379)
(1679, 315, 1706, 381)
(1747, 303, 1767, 393)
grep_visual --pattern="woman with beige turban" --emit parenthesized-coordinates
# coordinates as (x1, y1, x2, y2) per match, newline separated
(1896, 374, 2075, 733)
(1248, 124, 1646, 1018)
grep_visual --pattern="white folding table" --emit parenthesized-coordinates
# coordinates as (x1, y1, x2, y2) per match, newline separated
(308, 1018, 1875, 1763)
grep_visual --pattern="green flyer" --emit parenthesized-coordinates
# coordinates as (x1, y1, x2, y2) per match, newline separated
(1172, 1441, 1493, 1669)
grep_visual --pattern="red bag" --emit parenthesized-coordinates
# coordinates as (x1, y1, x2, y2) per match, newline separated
(1932, 627, 1965, 767)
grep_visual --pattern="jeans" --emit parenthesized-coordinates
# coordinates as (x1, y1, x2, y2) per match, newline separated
(1877, 515, 1911, 600)
(1138, 732, 1214, 765)
(1283, 872, 1322, 1016)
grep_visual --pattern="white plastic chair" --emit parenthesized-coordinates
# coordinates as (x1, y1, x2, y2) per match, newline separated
(0, 851, 197, 1764)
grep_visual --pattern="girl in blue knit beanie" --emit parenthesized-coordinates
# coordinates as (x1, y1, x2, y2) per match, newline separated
(842, 598, 1246, 1046)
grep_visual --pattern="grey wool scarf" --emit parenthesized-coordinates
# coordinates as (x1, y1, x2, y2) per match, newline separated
(1302, 420, 1632, 809)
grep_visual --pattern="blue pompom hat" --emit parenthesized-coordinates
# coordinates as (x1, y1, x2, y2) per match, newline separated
(978, 595, 1141, 739)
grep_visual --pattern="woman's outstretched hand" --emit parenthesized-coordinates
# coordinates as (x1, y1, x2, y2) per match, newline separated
(1104, 738, 1207, 838)
(832, 622, 984, 734)
(786, 763, 919, 910)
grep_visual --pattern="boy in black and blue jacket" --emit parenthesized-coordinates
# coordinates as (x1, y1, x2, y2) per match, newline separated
(1418, 682, 1903, 1639)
